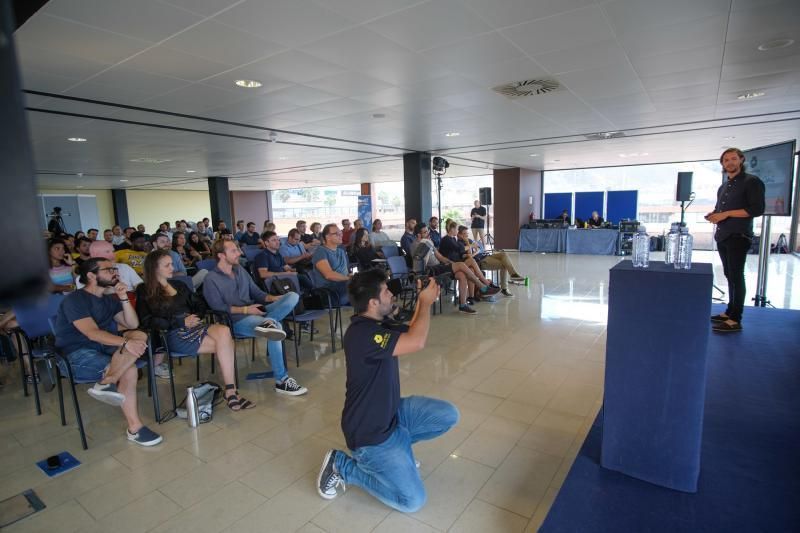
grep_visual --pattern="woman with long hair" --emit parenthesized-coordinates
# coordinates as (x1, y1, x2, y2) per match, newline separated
(188, 231, 211, 258)
(172, 231, 201, 268)
(349, 227, 382, 271)
(47, 238, 75, 293)
(136, 250, 254, 410)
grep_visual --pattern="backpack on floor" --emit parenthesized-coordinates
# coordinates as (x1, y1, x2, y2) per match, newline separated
(771, 234, 789, 254)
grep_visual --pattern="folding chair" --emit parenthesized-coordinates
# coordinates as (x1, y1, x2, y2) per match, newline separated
(196, 258, 216, 272)
(274, 274, 331, 366)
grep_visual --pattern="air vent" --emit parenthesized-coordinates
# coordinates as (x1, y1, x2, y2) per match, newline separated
(492, 79, 561, 98)
(584, 131, 625, 141)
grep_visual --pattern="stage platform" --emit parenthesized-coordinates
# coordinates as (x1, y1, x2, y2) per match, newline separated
(540, 304, 800, 532)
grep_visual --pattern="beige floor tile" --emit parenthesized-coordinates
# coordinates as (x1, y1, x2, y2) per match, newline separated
(449, 499, 529, 533)
(546, 381, 603, 418)
(517, 424, 578, 458)
(77, 448, 202, 519)
(492, 399, 544, 425)
(533, 409, 586, 434)
(413, 426, 471, 479)
(525, 486, 560, 532)
(507, 377, 560, 408)
(310, 487, 391, 533)
(454, 391, 504, 415)
(225, 473, 330, 533)
(252, 407, 339, 455)
(296, 523, 328, 533)
(502, 352, 546, 374)
(152, 480, 267, 533)
(83, 490, 182, 533)
(185, 414, 280, 461)
(411, 456, 494, 531)
(372, 512, 441, 533)
(112, 422, 221, 470)
(454, 416, 528, 468)
(473, 368, 529, 399)
(34, 455, 130, 509)
(477, 446, 561, 518)
(3, 499, 94, 533)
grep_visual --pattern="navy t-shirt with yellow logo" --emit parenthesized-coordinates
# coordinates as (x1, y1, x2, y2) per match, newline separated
(341, 315, 408, 450)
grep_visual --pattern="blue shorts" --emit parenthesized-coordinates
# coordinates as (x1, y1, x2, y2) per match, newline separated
(65, 345, 116, 382)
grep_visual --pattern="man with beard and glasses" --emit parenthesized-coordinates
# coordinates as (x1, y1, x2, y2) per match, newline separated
(54, 258, 162, 446)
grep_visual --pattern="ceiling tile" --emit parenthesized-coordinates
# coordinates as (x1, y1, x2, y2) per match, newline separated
(640, 67, 723, 91)
(69, 65, 191, 103)
(310, 0, 422, 24)
(423, 32, 525, 77)
(15, 14, 152, 65)
(123, 46, 232, 82)
(630, 45, 723, 78)
(351, 87, 418, 107)
(265, 85, 340, 107)
(215, 0, 356, 48)
(602, 0, 731, 34)
(307, 98, 380, 115)
(462, 57, 551, 87)
(460, 0, 596, 30)
(727, 0, 800, 36)
(721, 54, 800, 80)
(16, 45, 109, 83)
(366, 0, 493, 52)
(501, 6, 617, 56)
(161, 0, 243, 17)
(43, 0, 202, 42)
(533, 40, 629, 75)
(161, 20, 285, 66)
(303, 72, 394, 98)
(558, 61, 645, 101)
(138, 83, 251, 115)
(243, 51, 347, 84)
(616, 14, 727, 59)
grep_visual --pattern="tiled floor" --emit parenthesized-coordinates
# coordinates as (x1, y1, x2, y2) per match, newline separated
(0, 251, 796, 532)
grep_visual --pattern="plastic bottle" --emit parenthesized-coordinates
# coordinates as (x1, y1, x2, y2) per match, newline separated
(675, 227, 693, 270)
(664, 222, 680, 265)
(632, 228, 649, 268)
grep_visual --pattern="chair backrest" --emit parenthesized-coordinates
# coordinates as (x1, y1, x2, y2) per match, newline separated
(14, 293, 65, 339)
(196, 258, 216, 271)
(274, 273, 301, 294)
(381, 245, 399, 257)
(387, 255, 408, 277)
(243, 246, 262, 263)
(171, 275, 194, 291)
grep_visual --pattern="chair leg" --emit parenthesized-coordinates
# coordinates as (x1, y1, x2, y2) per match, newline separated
(196, 354, 200, 381)
(210, 353, 215, 375)
(29, 354, 42, 416)
(66, 368, 88, 450)
(338, 309, 344, 347)
(251, 338, 255, 362)
(328, 310, 336, 353)
(168, 355, 178, 414)
(233, 353, 239, 389)
(56, 366, 66, 426)
(294, 322, 300, 368)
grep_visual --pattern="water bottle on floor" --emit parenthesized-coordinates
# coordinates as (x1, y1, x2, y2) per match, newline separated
(632, 228, 649, 268)
(675, 227, 693, 270)
(664, 223, 680, 264)
(186, 386, 200, 428)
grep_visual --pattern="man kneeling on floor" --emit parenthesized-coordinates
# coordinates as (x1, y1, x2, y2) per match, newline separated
(54, 258, 162, 446)
(317, 270, 460, 512)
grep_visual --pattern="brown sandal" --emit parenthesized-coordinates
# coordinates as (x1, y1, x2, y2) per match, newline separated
(224, 384, 255, 411)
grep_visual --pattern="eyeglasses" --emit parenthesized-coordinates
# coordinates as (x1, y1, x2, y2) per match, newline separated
(95, 267, 119, 272)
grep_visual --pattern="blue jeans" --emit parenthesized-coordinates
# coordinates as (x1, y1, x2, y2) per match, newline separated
(231, 292, 299, 383)
(334, 396, 459, 513)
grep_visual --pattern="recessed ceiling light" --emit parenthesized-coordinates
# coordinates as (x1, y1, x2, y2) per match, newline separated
(529, 153, 539, 157)
(234, 79, 262, 88)
(372, 113, 385, 119)
(129, 157, 172, 164)
(186, 170, 196, 173)
(444, 132, 460, 137)
(757, 38, 794, 51)
(278, 157, 288, 161)
(737, 91, 765, 100)
(119, 179, 129, 182)
(67, 137, 87, 142)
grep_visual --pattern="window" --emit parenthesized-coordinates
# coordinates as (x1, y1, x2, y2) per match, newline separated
(270, 184, 361, 236)
(432, 174, 493, 229)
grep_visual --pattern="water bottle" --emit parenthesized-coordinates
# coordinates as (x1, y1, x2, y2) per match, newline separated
(186, 386, 200, 428)
(632, 229, 649, 268)
(664, 223, 680, 265)
(675, 227, 693, 270)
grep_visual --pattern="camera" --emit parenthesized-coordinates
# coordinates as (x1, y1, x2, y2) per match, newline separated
(417, 272, 451, 288)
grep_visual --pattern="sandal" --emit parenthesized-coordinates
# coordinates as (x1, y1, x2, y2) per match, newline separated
(224, 384, 255, 411)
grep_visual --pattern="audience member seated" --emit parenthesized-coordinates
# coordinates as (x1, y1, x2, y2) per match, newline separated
(353, 219, 364, 234)
(114, 227, 137, 251)
(457, 226, 523, 297)
(281, 229, 313, 273)
(219, 228, 233, 240)
(136, 250, 254, 411)
(194, 222, 211, 243)
(400, 218, 417, 258)
(559, 209, 570, 225)
(256, 231, 313, 292)
(237, 222, 263, 248)
(109, 225, 125, 246)
(136, 224, 149, 241)
(437, 222, 500, 302)
(341, 219, 355, 246)
(587, 211, 604, 227)
(369, 219, 394, 250)
(63, 234, 77, 258)
(87, 228, 99, 241)
(350, 228, 382, 272)
(114, 231, 148, 275)
(80, 240, 143, 292)
(309, 222, 322, 242)
(188, 231, 211, 257)
(214, 220, 227, 240)
(103, 229, 114, 245)
(202, 240, 307, 396)
(198, 219, 214, 241)
(152, 233, 207, 288)
(158, 222, 172, 240)
(234, 220, 246, 241)
(171, 231, 200, 271)
(74, 236, 92, 265)
(311, 223, 351, 305)
(54, 258, 161, 446)
(297, 220, 320, 250)
(48, 238, 76, 293)
(428, 217, 442, 248)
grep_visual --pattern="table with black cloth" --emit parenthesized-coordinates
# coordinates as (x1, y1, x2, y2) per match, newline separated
(601, 261, 713, 492)
(565, 228, 619, 255)
(518, 228, 566, 252)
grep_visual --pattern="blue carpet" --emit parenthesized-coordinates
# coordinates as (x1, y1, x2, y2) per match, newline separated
(541, 305, 800, 533)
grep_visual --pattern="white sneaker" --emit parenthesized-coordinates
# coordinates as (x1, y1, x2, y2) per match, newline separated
(254, 319, 287, 341)
(154, 363, 171, 380)
(87, 382, 125, 407)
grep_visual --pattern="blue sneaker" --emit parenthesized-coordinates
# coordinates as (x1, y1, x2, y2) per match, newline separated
(87, 382, 125, 406)
(127, 425, 163, 447)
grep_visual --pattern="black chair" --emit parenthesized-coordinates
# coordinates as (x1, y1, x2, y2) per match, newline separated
(274, 274, 332, 366)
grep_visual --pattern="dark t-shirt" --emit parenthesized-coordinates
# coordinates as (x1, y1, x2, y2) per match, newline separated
(713, 171, 766, 242)
(238, 231, 261, 246)
(55, 290, 122, 354)
(341, 315, 408, 450)
(254, 249, 285, 273)
(470, 206, 487, 228)
(438, 235, 463, 262)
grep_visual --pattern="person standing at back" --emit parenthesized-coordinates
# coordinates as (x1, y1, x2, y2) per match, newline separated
(705, 147, 765, 333)
(470, 200, 487, 243)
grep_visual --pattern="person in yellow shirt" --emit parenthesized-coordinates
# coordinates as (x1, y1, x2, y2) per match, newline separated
(114, 232, 148, 275)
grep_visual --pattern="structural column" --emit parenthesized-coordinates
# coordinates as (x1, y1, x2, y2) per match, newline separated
(208, 176, 233, 229)
(403, 152, 432, 224)
(493, 167, 542, 249)
(111, 188, 129, 228)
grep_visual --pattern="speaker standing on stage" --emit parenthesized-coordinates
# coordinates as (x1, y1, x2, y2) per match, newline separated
(470, 200, 487, 243)
(705, 148, 765, 333)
